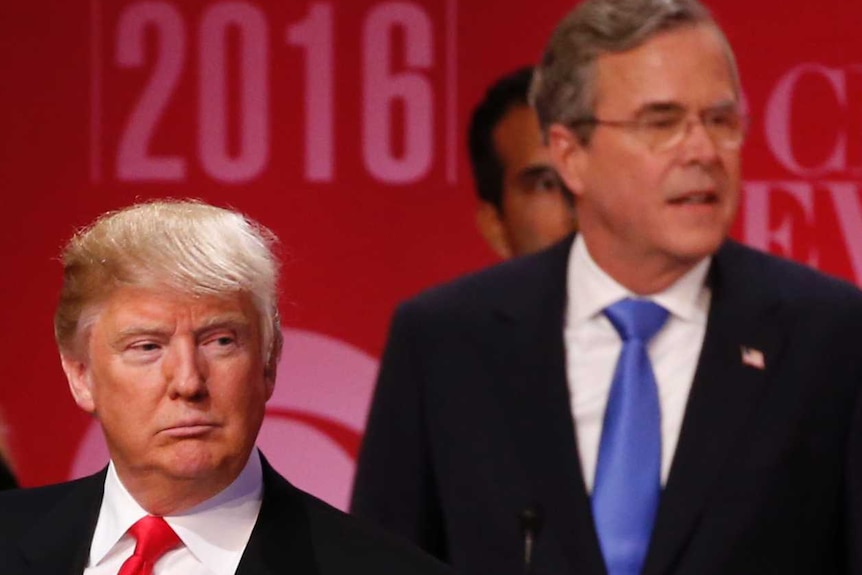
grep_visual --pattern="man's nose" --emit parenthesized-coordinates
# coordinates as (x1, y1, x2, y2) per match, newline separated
(677, 117, 721, 164)
(164, 340, 208, 399)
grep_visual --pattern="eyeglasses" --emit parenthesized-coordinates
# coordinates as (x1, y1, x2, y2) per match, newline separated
(570, 104, 748, 152)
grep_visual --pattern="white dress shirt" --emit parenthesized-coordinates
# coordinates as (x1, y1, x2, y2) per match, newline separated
(84, 448, 264, 575)
(564, 236, 711, 492)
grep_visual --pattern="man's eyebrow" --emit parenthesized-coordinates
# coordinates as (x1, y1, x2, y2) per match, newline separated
(111, 315, 252, 341)
(518, 164, 557, 179)
(116, 323, 170, 337)
(110, 325, 172, 347)
(195, 315, 254, 334)
(634, 101, 686, 116)
(634, 98, 739, 116)
(707, 100, 742, 112)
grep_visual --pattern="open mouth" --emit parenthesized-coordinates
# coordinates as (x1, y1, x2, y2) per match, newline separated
(668, 191, 718, 205)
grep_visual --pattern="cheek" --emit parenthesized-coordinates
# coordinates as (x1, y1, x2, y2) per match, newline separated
(218, 363, 269, 409)
(88, 359, 168, 427)
(723, 154, 742, 185)
(501, 188, 527, 216)
(532, 199, 572, 229)
(499, 196, 533, 233)
(584, 154, 640, 201)
(88, 364, 132, 408)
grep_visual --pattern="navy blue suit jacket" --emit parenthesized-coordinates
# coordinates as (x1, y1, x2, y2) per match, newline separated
(0, 456, 450, 575)
(352, 236, 862, 575)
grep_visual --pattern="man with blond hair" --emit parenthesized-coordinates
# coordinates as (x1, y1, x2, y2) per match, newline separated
(352, 0, 862, 574)
(0, 200, 449, 575)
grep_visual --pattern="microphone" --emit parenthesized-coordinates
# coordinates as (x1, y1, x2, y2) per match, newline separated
(519, 503, 544, 575)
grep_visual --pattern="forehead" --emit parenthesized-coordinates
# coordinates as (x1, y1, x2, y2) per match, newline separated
(92, 286, 257, 334)
(492, 105, 549, 173)
(592, 24, 737, 114)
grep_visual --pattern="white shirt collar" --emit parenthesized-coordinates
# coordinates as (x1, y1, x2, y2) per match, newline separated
(567, 235, 711, 326)
(91, 448, 263, 575)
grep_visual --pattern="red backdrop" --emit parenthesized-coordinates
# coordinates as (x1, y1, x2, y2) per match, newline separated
(1, 0, 861, 508)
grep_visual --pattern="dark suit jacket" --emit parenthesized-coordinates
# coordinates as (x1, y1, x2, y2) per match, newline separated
(0, 456, 451, 575)
(351, 236, 862, 575)
(0, 458, 17, 490)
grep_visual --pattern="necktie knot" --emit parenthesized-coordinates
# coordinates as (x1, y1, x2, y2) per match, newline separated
(604, 298, 668, 343)
(119, 516, 181, 575)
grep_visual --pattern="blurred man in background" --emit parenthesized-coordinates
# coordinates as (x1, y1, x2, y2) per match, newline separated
(469, 66, 577, 259)
(353, 1, 862, 574)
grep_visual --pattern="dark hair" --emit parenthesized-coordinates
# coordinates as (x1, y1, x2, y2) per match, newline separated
(467, 66, 535, 209)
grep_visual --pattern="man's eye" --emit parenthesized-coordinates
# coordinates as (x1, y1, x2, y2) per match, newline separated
(132, 342, 160, 352)
(536, 173, 561, 192)
(123, 341, 162, 359)
(525, 170, 562, 193)
(643, 116, 681, 130)
(204, 334, 238, 348)
(706, 112, 738, 127)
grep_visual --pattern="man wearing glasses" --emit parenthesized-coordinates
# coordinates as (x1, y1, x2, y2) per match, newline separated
(352, 0, 862, 574)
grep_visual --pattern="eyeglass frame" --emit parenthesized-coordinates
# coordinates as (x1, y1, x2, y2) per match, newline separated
(567, 102, 750, 152)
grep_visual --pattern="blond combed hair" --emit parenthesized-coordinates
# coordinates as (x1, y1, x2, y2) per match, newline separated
(54, 199, 282, 365)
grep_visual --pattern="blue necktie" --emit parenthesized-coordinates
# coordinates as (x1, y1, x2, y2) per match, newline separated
(592, 298, 669, 575)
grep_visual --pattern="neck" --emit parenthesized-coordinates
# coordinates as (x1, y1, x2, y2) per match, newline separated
(114, 459, 249, 516)
(581, 236, 702, 296)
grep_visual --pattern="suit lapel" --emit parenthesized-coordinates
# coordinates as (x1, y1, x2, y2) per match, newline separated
(237, 457, 319, 575)
(17, 470, 105, 575)
(491, 237, 607, 575)
(643, 242, 789, 575)
(10, 460, 315, 575)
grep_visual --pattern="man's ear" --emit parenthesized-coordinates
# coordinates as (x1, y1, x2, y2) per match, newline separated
(476, 202, 513, 260)
(262, 330, 282, 401)
(548, 123, 587, 199)
(61, 354, 96, 414)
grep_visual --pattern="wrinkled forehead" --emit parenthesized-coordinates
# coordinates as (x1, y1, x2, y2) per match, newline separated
(590, 24, 739, 114)
(72, 283, 259, 357)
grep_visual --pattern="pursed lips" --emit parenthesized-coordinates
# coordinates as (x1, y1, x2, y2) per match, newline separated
(160, 420, 220, 437)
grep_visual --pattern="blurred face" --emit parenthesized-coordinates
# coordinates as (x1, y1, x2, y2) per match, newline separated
(551, 24, 741, 293)
(492, 105, 576, 257)
(62, 286, 274, 509)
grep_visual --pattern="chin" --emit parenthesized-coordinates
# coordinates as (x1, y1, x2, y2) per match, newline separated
(670, 229, 726, 261)
(162, 444, 237, 480)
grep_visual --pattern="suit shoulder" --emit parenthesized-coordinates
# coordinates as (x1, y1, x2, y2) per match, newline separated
(721, 241, 862, 307)
(299, 491, 452, 575)
(0, 478, 81, 516)
(258, 461, 451, 575)
(0, 476, 96, 537)
(395, 236, 572, 320)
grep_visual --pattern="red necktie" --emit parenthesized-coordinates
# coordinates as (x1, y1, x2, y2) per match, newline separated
(118, 516, 182, 575)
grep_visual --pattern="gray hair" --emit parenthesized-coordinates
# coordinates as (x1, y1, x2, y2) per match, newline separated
(54, 199, 282, 366)
(531, 0, 738, 142)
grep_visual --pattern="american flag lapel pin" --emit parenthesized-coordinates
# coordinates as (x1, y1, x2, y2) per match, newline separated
(740, 346, 766, 370)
